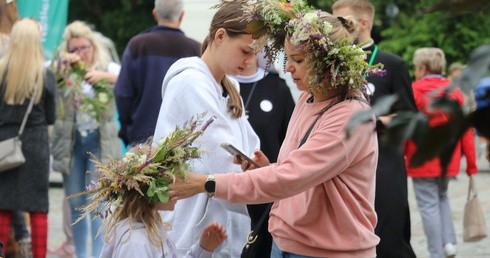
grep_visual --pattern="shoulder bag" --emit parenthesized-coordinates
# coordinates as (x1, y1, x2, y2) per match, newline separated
(0, 85, 37, 172)
(463, 175, 488, 242)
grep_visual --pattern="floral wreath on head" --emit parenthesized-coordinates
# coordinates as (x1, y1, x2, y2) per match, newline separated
(243, 0, 384, 95)
(67, 114, 215, 224)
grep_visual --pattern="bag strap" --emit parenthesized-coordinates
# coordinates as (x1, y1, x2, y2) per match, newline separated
(248, 107, 324, 237)
(18, 84, 38, 136)
(247, 96, 367, 238)
(467, 175, 478, 200)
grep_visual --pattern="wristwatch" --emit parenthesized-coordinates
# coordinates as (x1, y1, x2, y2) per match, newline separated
(204, 174, 216, 197)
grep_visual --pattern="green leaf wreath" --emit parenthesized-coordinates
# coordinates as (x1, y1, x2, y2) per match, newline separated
(68, 114, 215, 223)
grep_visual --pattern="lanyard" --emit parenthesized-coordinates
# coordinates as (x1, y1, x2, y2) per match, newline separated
(244, 81, 258, 110)
(364, 44, 378, 78)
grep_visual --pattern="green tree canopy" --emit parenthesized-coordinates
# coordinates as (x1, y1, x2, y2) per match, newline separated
(308, 0, 490, 76)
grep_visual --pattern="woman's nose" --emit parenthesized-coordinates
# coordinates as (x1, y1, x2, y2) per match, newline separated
(285, 62, 294, 73)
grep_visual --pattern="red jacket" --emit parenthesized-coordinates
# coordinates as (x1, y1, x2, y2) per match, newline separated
(405, 76, 478, 177)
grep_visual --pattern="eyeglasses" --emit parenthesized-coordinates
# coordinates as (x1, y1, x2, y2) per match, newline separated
(68, 44, 92, 54)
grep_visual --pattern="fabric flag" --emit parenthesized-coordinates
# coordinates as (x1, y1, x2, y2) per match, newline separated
(17, 0, 68, 60)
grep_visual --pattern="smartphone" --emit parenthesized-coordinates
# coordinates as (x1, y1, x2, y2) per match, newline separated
(220, 143, 261, 168)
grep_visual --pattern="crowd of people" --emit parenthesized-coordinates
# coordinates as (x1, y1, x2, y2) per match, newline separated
(0, 0, 487, 258)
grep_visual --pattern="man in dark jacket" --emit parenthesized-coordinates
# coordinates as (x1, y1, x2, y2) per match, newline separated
(333, 1, 418, 257)
(115, 0, 201, 145)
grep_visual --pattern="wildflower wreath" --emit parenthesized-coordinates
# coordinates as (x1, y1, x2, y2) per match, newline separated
(243, 0, 384, 94)
(68, 114, 215, 223)
(50, 60, 114, 121)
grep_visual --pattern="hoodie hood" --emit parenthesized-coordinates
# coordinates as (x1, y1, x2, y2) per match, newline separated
(161, 57, 211, 98)
(161, 56, 241, 99)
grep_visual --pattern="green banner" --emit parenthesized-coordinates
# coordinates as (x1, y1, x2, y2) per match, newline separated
(17, 0, 68, 60)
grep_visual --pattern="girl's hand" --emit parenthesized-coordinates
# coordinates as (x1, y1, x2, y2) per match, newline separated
(199, 223, 227, 252)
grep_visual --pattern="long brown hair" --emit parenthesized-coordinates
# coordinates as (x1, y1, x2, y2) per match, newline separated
(0, 18, 44, 104)
(201, 0, 250, 119)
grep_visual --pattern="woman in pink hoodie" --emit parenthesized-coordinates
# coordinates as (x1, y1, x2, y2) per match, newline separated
(168, 1, 383, 257)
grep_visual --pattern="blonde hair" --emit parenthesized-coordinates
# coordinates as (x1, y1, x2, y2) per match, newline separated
(413, 47, 446, 75)
(322, 13, 359, 44)
(104, 190, 171, 248)
(59, 21, 112, 70)
(202, 0, 249, 119)
(332, 0, 375, 31)
(448, 61, 465, 74)
(0, 18, 44, 104)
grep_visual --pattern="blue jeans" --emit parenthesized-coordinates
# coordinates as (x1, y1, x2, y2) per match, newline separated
(11, 210, 29, 241)
(271, 241, 315, 258)
(63, 129, 103, 258)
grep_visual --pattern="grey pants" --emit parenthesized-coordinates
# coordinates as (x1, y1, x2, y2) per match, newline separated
(413, 177, 457, 258)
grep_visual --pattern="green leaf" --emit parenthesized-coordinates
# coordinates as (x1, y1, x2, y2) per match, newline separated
(346, 95, 398, 138)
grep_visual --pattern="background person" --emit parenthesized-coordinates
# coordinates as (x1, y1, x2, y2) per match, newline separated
(405, 47, 478, 258)
(51, 20, 122, 258)
(0, 18, 57, 258)
(332, 1, 418, 257)
(152, 1, 260, 256)
(115, 0, 201, 146)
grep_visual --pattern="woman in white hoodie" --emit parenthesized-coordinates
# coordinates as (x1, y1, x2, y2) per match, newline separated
(152, 0, 260, 257)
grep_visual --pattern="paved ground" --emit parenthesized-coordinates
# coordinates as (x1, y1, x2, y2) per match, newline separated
(45, 169, 490, 258)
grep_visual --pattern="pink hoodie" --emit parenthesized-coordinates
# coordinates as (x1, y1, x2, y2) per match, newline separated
(215, 92, 379, 257)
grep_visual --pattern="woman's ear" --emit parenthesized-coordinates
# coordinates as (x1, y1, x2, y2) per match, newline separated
(214, 28, 227, 45)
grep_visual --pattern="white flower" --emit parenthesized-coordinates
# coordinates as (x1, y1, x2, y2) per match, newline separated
(322, 21, 333, 35)
(98, 93, 109, 104)
(138, 154, 147, 164)
(303, 12, 317, 24)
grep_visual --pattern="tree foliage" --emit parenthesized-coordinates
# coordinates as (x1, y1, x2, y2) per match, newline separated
(308, 0, 490, 74)
(67, 0, 154, 57)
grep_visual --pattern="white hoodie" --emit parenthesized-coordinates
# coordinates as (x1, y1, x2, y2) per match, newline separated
(153, 57, 260, 257)
(99, 220, 212, 258)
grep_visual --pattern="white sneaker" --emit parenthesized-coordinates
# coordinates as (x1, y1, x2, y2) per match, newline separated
(444, 243, 457, 258)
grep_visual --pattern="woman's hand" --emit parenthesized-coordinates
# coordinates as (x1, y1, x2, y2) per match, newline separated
(168, 173, 207, 201)
(234, 149, 270, 171)
(85, 69, 117, 85)
(59, 52, 81, 65)
(199, 222, 227, 252)
(58, 52, 80, 73)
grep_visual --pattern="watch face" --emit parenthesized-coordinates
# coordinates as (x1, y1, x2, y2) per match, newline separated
(205, 180, 216, 193)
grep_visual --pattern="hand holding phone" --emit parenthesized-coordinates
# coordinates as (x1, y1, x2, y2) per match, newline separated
(220, 143, 261, 168)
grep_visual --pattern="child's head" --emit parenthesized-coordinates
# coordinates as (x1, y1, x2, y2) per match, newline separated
(67, 115, 214, 248)
(108, 190, 174, 247)
(202, 0, 255, 119)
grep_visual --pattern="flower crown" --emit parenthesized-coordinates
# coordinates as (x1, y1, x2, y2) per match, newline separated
(68, 114, 215, 223)
(244, 0, 384, 93)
